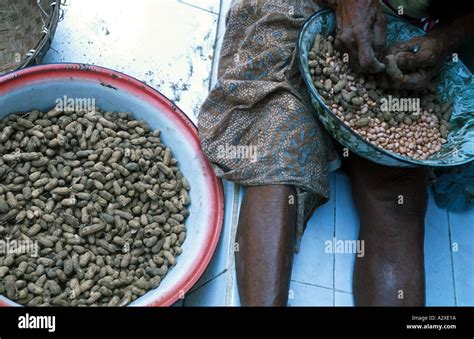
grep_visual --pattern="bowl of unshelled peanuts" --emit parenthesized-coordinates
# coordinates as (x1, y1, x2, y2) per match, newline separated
(0, 64, 224, 306)
(298, 9, 474, 168)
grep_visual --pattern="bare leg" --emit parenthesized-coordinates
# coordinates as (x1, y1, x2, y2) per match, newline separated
(235, 185, 296, 306)
(346, 155, 427, 306)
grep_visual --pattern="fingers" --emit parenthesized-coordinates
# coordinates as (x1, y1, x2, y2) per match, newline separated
(336, 28, 385, 73)
(389, 69, 434, 90)
(356, 34, 386, 73)
(372, 15, 387, 60)
(384, 41, 411, 57)
(401, 70, 432, 90)
(395, 51, 436, 71)
(385, 36, 438, 71)
(354, 12, 386, 73)
(335, 31, 361, 71)
(383, 59, 407, 87)
(332, 1, 387, 74)
(383, 47, 437, 90)
(335, 15, 386, 73)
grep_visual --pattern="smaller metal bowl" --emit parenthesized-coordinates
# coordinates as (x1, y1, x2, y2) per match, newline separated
(298, 9, 474, 168)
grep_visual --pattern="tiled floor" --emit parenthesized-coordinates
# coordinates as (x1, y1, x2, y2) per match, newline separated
(194, 171, 474, 307)
(42, 0, 473, 307)
(43, 0, 218, 123)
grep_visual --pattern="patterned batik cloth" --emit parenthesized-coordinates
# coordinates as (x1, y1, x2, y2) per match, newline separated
(198, 0, 340, 250)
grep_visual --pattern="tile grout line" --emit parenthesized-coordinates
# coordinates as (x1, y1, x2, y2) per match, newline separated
(176, 0, 219, 15)
(184, 0, 229, 305)
(187, 267, 229, 294)
(208, 0, 225, 91)
(177, 0, 222, 305)
(332, 174, 337, 306)
(225, 183, 241, 305)
(209, 0, 240, 307)
(291, 278, 352, 295)
(446, 210, 458, 306)
(183, 269, 229, 306)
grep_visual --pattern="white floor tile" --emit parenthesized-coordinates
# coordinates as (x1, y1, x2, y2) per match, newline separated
(44, 0, 217, 123)
(334, 173, 358, 293)
(289, 281, 333, 306)
(449, 209, 474, 306)
(184, 273, 228, 306)
(292, 174, 336, 289)
(178, 0, 220, 14)
(425, 190, 456, 306)
(335, 291, 354, 306)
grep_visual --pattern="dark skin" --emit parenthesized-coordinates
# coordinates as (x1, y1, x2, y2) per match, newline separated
(324, 0, 474, 89)
(325, 0, 387, 73)
(236, 155, 427, 306)
(384, 11, 474, 89)
(236, 185, 296, 306)
(346, 154, 427, 306)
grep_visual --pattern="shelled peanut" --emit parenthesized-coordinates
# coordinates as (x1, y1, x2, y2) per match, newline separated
(308, 34, 452, 160)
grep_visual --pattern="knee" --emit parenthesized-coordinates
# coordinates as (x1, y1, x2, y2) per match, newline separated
(355, 258, 425, 306)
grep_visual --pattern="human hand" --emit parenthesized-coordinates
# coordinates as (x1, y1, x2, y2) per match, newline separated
(324, 0, 387, 73)
(382, 35, 451, 90)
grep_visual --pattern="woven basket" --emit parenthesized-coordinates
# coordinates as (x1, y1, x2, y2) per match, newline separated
(0, 0, 60, 75)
